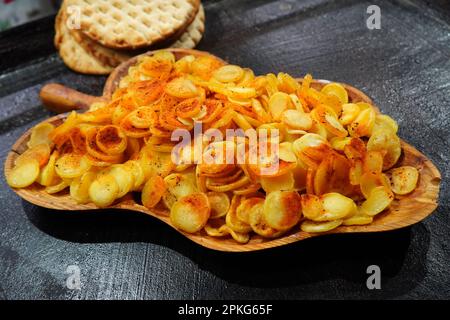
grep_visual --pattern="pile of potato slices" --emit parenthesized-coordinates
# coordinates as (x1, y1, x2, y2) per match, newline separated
(6, 50, 420, 243)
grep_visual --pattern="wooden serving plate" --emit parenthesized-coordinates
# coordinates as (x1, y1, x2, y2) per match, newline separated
(4, 49, 441, 252)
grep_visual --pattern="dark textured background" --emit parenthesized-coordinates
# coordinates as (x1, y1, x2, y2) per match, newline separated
(0, 0, 449, 300)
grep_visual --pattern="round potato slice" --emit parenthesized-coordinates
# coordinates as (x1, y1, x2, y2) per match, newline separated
(142, 175, 166, 209)
(7, 159, 40, 188)
(123, 160, 145, 190)
(15, 143, 51, 168)
(70, 171, 97, 204)
(170, 193, 210, 233)
(263, 191, 302, 231)
(139, 148, 175, 179)
(27, 122, 55, 149)
(300, 219, 343, 233)
(389, 166, 419, 195)
(165, 77, 198, 99)
(360, 171, 391, 199)
(207, 192, 231, 219)
(343, 213, 373, 226)
(339, 103, 360, 125)
(314, 193, 356, 221)
(281, 110, 313, 130)
(108, 165, 135, 198)
(260, 171, 295, 193)
(321, 82, 348, 104)
(45, 179, 70, 194)
(96, 125, 127, 155)
(249, 202, 285, 238)
(55, 153, 91, 179)
(268, 92, 292, 121)
(292, 133, 328, 156)
(300, 194, 324, 220)
(213, 65, 244, 83)
(89, 174, 119, 208)
(374, 114, 398, 134)
(162, 173, 198, 209)
(348, 107, 376, 138)
(236, 197, 264, 224)
(36, 151, 58, 187)
(360, 186, 394, 216)
(226, 195, 252, 233)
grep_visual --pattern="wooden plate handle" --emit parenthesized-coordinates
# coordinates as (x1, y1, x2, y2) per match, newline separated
(40, 83, 106, 113)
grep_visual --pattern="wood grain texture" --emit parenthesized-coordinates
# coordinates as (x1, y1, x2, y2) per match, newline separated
(4, 78, 441, 252)
(0, 0, 449, 299)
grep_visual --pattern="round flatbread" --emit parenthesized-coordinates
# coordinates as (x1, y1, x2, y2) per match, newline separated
(67, 0, 200, 50)
(55, 8, 113, 75)
(171, 4, 205, 49)
(68, 4, 205, 68)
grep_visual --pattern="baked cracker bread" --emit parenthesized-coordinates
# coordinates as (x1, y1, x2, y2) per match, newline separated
(171, 4, 205, 49)
(69, 4, 205, 68)
(70, 29, 132, 68)
(55, 8, 113, 75)
(67, 0, 200, 50)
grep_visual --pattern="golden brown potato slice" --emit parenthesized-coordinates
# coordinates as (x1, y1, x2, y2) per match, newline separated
(170, 193, 210, 233)
(7, 159, 40, 188)
(263, 191, 302, 231)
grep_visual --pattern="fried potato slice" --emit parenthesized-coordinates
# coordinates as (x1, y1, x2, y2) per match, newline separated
(45, 179, 70, 194)
(70, 171, 97, 204)
(204, 223, 250, 244)
(123, 160, 145, 190)
(339, 103, 360, 125)
(359, 171, 390, 199)
(374, 114, 398, 133)
(55, 153, 91, 179)
(170, 193, 210, 233)
(236, 197, 264, 224)
(343, 213, 373, 226)
(108, 165, 135, 198)
(139, 147, 175, 179)
(263, 191, 302, 231)
(300, 194, 324, 220)
(268, 92, 292, 121)
(300, 219, 343, 233)
(165, 77, 198, 99)
(249, 202, 285, 238)
(27, 122, 55, 149)
(7, 159, 40, 188)
(321, 82, 348, 104)
(213, 65, 244, 83)
(207, 192, 231, 219)
(313, 105, 348, 137)
(191, 56, 224, 80)
(314, 193, 356, 221)
(36, 151, 58, 187)
(348, 107, 376, 138)
(281, 109, 313, 131)
(389, 166, 419, 195)
(88, 174, 119, 208)
(226, 195, 252, 233)
(162, 173, 198, 209)
(260, 171, 295, 193)
(15, 143, 51, 168)
(360, 186, 394, 216)
(96, 125, 127, 155)
(142, 175, 166, 209)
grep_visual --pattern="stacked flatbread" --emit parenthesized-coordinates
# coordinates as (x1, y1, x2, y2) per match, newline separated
(55, 0, 205, 75)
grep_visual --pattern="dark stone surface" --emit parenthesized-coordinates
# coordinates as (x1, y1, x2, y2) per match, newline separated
(0, 0, 449, 299)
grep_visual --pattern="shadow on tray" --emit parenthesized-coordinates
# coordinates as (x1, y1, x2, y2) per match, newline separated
(23, 199, 430, 298)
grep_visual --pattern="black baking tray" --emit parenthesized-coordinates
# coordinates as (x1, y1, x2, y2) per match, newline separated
(0, 0, 449, 299)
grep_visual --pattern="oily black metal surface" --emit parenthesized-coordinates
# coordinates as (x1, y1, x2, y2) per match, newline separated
(0, 0, 449, 299)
